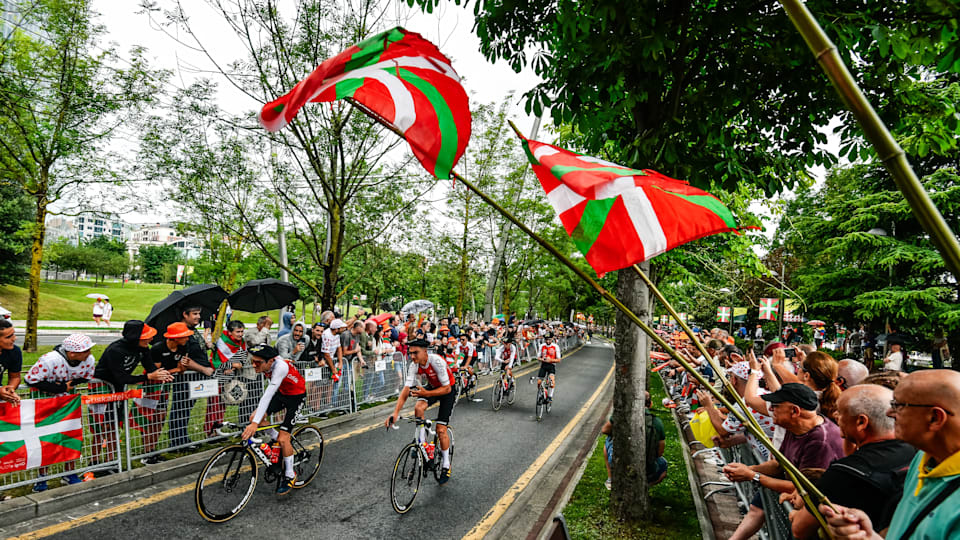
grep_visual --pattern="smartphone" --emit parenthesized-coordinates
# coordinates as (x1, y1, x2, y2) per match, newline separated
(785, 348, 796, 359)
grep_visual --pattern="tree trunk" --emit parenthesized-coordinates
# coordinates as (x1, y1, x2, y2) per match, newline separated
(24, 194, 49, 352)
(457, 195, 470, 319)
(611, 261, 651, 519)
(321, 204, 344, 311)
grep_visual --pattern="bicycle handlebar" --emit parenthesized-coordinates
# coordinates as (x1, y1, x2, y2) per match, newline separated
(213, 421, 264, 444)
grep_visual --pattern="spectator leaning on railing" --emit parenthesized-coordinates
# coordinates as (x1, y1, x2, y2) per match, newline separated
(821, 369, 960, 539)
(276, 321, 306, 362)
(26, 333, 96, 491)
(0, 319, 22, 404)
(788, 384, 916, 539)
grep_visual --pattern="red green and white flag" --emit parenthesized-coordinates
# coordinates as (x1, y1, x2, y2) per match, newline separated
(520, 137, 752, 276)
(716, 307, 731, 323)
(213, 331, 245, 369)
(0, 395, 82, 473)
(259, 27, 470, 180)
(759, 298, 779, 321)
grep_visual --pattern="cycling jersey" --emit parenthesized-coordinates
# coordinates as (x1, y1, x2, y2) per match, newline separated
(404, 353, 453, 389)
(499, 343, 518, 369)
(252, 357, 305, 424)
(539, 343, 561, 361)
(456, 342, 475, 365)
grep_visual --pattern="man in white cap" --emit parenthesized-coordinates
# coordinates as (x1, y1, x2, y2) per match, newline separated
(26, 333, 96, 492)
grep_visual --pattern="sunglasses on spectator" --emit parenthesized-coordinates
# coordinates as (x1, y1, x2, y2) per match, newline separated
(889, 400, 954, 415)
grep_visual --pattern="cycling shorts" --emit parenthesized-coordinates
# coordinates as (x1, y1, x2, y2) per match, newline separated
(417, 388, 456, 426)
(266, 392, 305, 433)
(537, 362, 556, 379)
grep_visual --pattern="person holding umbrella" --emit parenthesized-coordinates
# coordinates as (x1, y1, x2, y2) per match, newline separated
(92, 297, 106, 327)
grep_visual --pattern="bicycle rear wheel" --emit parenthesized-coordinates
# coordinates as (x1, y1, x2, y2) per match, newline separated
(391, 443, 423, 514)
(291, 425, 323, 488)
(465, 373, 477, 401)
(195, 445, 258, 523)
(433, 427, 455, 482)
(492, 377, 504, 411)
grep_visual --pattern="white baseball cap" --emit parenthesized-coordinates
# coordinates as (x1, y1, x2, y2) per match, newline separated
(330, 319, 347, 330)
(62, 333, 94, 352)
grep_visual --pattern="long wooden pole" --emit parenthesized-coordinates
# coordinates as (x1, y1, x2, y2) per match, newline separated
(777, 0, 960, 279)
(345, 96, 833, 534)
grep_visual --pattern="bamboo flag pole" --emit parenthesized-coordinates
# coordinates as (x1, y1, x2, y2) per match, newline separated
(631, 265, 834, 533)
(777, 0, 960, 279)
(345, 96, 834, 535)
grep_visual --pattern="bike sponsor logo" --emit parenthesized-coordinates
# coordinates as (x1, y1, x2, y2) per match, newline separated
(189, 379, 220, 399)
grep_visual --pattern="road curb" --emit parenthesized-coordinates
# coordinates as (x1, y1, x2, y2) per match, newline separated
(479, 355, 614, 540)
(0, 345, 582, 529)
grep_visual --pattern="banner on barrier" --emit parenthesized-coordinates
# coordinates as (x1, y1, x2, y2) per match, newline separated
(0, 395, 83, 473)
(303, 368, 324, 382)
(188, 379, 219, 399)
(375, 360, 386, 372)
(81, 388, 142, 404)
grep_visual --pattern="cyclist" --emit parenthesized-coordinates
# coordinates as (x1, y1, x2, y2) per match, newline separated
(536, 333, 562, 403)
(241, 344, 306, 496)
(456, 334, 475, 376)
(499, 336, 519, 390)
(385, 338, 455, 484)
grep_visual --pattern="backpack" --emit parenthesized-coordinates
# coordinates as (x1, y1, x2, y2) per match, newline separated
(644, 412, 660, 471)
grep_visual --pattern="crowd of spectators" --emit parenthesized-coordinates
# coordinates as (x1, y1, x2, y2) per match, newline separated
(650, 323, 960, 539)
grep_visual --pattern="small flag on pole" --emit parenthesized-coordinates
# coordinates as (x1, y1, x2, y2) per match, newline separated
(759, 298, 780, 321)
(716, 306, 731, 323)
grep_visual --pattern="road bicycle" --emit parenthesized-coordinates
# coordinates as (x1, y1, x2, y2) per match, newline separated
(388, 416, 456, 514)
(534, 376, 554, 422)
(454, 367, 478, 403)
(491, 367, 517, 411)
(194, 420, 324, 523)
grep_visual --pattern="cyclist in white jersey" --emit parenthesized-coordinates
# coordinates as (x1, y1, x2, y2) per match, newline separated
(385, 338, 455, 484)
(499, 337, 518, 388)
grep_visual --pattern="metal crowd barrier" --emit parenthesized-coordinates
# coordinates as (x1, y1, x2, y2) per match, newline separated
(354, 352, 408, 407)
(0, 380, 124, 492)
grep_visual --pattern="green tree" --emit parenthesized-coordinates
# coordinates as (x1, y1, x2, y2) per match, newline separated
(0, 184, 33, 285)
(137, 245, 182, 283)
(411, 0, 960, 518)
(0, 0, 160, 350)
(83, 234, 127, 256)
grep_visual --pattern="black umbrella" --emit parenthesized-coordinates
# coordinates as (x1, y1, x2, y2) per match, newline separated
(228, 279, 300, 313)
(145, 284, 228, 333)
(523, 319, 545, 325)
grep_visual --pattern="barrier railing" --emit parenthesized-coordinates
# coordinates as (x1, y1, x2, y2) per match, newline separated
(0, 380, 124, 492)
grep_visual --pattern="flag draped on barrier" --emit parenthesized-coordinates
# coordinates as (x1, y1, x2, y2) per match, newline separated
(518, 136, 752, 276)
(258, 27, 470, 180)
(0, 395, 82, 473)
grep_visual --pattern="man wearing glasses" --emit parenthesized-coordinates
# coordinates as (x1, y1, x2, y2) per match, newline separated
(242, 344, 306, 496)
(821, 370, 960, 540)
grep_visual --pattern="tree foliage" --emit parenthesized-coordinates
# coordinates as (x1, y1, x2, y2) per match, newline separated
(137, 244, 182, 283)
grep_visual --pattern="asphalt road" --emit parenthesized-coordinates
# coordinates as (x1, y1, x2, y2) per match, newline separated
(11, 341, 614, 540)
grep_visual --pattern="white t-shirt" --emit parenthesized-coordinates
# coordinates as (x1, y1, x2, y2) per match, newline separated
(26, 349, 96, 396)
(885, 351, 904, 371)
(321, 328, 340, 356)
(92, 302, 104, 316)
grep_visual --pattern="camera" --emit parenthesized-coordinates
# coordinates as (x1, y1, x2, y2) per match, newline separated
(784, 347, 796, 359)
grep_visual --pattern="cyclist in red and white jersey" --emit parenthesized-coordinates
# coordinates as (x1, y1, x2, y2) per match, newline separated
(242, 344, 307, 495)
(537, 333, 562, 403)
(499, 337, 519, 385)
(456, 334, 476, 376)
(385, 338, 455, 484)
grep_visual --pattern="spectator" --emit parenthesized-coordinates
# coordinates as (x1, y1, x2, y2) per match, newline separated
(449, 316, 461, 338)
(800, 351, 843, 422)
(167, 306, 214, 450)
(277, 305, 295, 339)
(601, 391, 666, 491)
(26, 333, 95, 491)
(697, 361, 776, 460)
(206, 320, 246, 437)
(883, 337, 905, 372)
(836, 359, 869, 390)
(92, 321, 172, 466)
(723, 383, 845, 540)
(102, 299, 113, 327)
(336, 320, 366, 410)
(302, 322, 324, 368)
(276, 322, 306, 362)
(789, 384, 915, 539)
(92, 298, 105, 327)
(0, 319, 22, 404)
(138, 324, 193, 464)
(820, 370, 960, 539)
(244, 316, 273, 348)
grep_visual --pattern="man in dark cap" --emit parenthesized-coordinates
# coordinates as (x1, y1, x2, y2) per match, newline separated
(721, 382, 845, 540)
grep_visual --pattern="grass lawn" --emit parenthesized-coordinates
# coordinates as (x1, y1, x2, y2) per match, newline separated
(0, 280, 353, 323)
(563, 373, 701, 539)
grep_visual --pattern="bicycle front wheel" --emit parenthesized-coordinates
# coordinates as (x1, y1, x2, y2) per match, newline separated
(391, 443, 423, 514)
(536, 387, 545, 422)
(432, 427, 455, 482)
(506, 379, 517, 405)
(492, 377, 504, 411)
(195, 445, 258, 523)
(291, 425, 324, 488)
